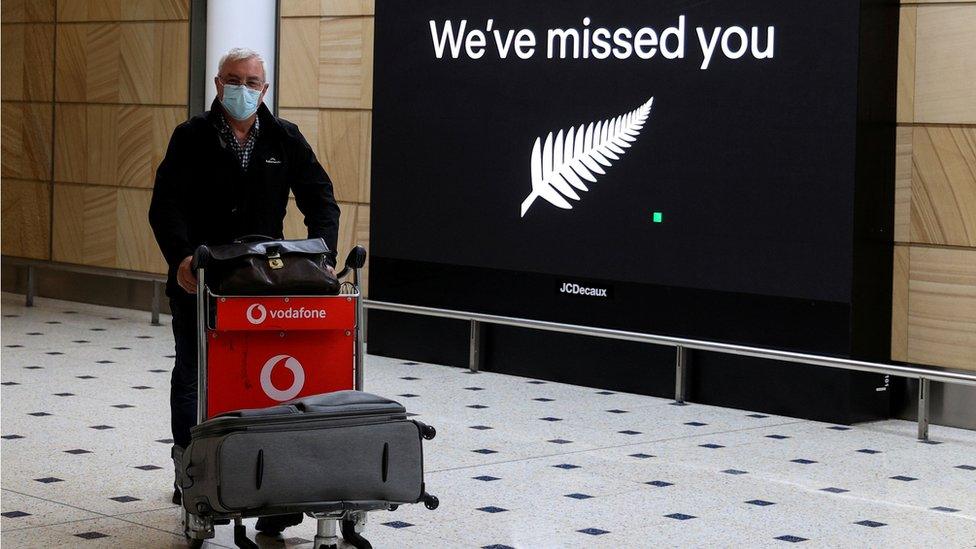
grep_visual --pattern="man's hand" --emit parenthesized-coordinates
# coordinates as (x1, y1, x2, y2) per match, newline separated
(177, 256, 198, 294)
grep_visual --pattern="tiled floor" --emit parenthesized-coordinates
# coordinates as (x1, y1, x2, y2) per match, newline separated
(2, 292, 975, 548)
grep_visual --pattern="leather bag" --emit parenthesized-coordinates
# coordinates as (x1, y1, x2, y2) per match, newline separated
(193, 236, 339, 296)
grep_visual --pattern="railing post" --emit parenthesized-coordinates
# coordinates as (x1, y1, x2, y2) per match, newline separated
(150, 280, 162, 326)
(25, 265, 35, 307)
(917, 377, 930, 441)
(468, 319, 481, 373)
(674, 345, 688, 404)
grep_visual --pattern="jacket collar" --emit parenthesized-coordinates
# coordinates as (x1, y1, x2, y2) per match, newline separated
(206, 98, 280, 136)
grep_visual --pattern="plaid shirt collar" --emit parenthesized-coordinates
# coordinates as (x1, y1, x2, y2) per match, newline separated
(218, 112, 260, 171)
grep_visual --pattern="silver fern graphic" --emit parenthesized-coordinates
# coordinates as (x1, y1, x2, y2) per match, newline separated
(520, 97, 654, 217)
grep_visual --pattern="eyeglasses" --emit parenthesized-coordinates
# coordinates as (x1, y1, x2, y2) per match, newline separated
(219, 76, 265, 91)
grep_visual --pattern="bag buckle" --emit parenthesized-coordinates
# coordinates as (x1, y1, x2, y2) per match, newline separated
(267, 252, 284, 270)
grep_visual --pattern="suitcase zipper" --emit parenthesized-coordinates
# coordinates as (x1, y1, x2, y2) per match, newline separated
(192, 412, 407, 438)
(236, 417, 404, 436)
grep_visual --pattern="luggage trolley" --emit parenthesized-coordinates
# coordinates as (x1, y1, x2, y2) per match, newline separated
(181, 246, 377, 549)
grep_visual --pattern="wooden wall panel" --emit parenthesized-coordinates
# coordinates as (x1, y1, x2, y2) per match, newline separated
(283, 200, 367, 285)
(0, 0, 188, 278)
(50, 184, 166, 272)
(891, 244, 910, 362)
(55, 21, 188, 105)
(279, 18, 322, 108)
(116, 188, 166, 273)
(322, 109, 371, 203)
(897, 6, 916, 124)
(283, 197, 306, 240)
(284, 199, 358, 251)
(336, 201, 357, 257)
(281, 109, 320, 149)
(318, 17, 373, 109)
(354, 203, 370, 294)
(894, 127, 913, 242)
(914, 5, 976, 124)
(1, 102, 53, 181)
(57, 0, 189, 22)
(281, 0, 374, 17)
(907, 246, 976, 371)
(279, 16, 373, 109)
(1, 0, 55, 22)
(279, 9, 374, 293)
(1, 23, 56, 102)
(0, 179, 51, 260)
(54, 104, 184, 188)
(281, 108, 371, 203)
(891, 4, 976, 368)
(910, 126, 976, 247)
(51, 183, 118, 267)
(904, 0, 972, 3)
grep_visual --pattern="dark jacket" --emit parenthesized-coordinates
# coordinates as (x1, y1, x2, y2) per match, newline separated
(149, 100, 340, 297)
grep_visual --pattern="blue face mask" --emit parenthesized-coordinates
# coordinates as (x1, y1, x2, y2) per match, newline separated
(221, 84, 262, 120)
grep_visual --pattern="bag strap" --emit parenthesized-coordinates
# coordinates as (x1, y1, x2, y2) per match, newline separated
(233, 234, 275, 244)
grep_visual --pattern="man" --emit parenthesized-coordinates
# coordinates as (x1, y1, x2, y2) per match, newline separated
(149, 48, 340, 535)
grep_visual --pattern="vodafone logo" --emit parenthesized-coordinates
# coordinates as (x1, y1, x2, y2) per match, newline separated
(260, 354, 306, 401)
(246, 304, 268, 325)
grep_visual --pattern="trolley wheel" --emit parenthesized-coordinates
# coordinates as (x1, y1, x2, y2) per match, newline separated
(183, 526, 204, 549)
(387, 504, 399, 512)
(420, 424, 436, 440)
(341, 519, 373, 549)
(423, 494, 439, 510)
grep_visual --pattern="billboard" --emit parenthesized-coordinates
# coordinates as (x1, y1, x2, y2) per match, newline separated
(371, 0, 895, 359)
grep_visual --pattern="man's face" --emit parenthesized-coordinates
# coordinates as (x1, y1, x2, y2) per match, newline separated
(215, 57, 269, 108)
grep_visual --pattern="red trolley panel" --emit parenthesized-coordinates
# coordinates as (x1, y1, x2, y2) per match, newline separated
(206, 296, 356, 418)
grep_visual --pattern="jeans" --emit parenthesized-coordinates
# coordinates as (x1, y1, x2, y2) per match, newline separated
(169, 295, 198, 449)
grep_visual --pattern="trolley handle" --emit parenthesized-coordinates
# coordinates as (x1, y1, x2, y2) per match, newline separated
(191, 244, 212, 273)
(336, 245, 367, 280)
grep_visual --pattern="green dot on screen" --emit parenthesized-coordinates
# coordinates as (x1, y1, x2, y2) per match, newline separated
(653, 212, 663, 223)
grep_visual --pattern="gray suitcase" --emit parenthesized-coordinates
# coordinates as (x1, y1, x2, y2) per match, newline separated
(177, 390, 438, 547)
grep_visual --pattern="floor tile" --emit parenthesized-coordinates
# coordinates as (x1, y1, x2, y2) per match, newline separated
(2, 293, 975, 548)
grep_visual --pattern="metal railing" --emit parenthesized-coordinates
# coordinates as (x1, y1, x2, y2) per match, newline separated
(5, 257, 167, 326)
(7, 256, 973, 442)
(364, 299, 976, 442)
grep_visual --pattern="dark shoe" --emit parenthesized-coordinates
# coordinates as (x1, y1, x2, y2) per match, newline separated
(255, 513, 303, 535)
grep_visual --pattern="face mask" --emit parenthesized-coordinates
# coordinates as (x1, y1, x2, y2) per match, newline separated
(221, 84, 262, 120)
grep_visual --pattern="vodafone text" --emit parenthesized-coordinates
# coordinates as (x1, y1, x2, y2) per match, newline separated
(246, 303, 327, 325)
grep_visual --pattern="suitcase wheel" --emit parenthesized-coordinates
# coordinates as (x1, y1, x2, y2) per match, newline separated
(423, 493, 439, 510)
(420, 424, 436, 440)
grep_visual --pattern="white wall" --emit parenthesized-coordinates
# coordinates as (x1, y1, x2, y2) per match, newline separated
(205, 0, 277, 111)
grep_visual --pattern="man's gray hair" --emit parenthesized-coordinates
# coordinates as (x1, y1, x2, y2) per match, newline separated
(218, 47, 266, 81)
